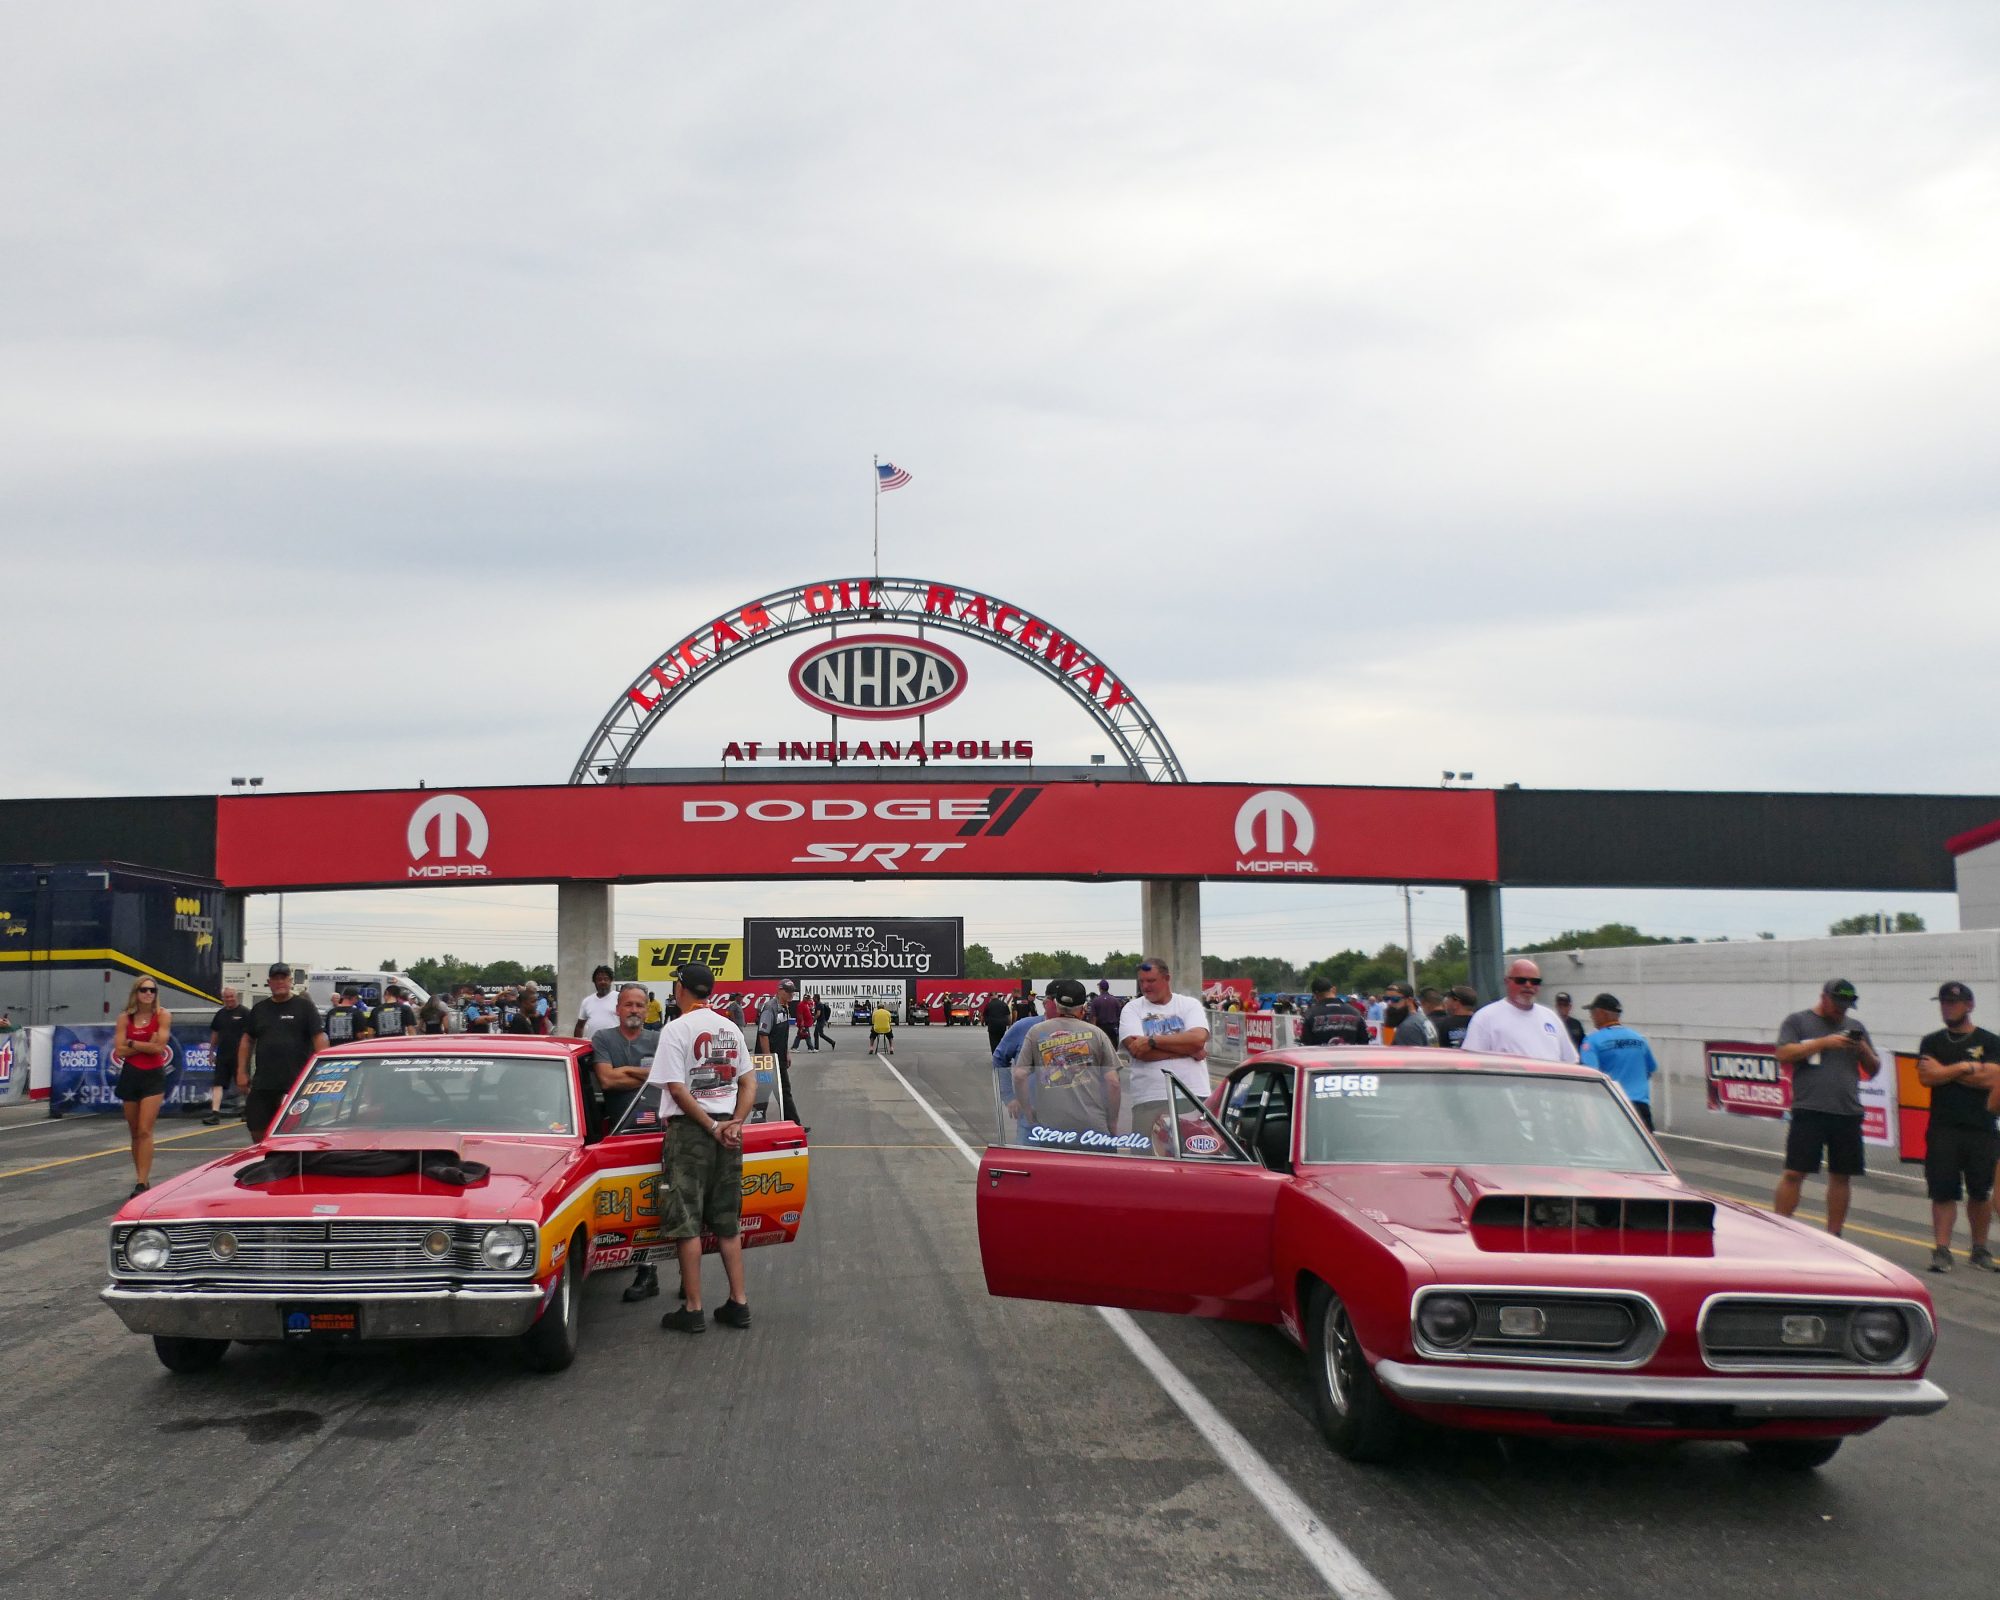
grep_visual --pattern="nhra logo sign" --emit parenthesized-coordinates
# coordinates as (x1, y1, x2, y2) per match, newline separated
(788, 634, 969, 721)
(407, 794, 491, 879)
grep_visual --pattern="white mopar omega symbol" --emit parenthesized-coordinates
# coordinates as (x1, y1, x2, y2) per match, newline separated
(1234, 790, 1315, 856)
(407, 794, 490, 861)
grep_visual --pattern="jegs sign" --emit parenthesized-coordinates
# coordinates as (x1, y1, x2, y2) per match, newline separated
(745, 918, 964, 979)
(788, 633, 968, 720)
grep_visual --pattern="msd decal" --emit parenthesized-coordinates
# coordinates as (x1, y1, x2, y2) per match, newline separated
(788, 633, 969, 721)
(1234, 790, 1317, 875)
(407, 794, 491, 879)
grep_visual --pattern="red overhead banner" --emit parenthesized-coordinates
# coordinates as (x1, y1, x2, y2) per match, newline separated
(215, 781, 1498, 892)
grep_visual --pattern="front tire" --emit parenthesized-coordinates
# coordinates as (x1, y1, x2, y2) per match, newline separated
(153, 1335, 229, 1373)
(1305, 1281, 1404, 1462)
(1745, 1437, 1843, 1470)
(521, 1234, 583, 1373)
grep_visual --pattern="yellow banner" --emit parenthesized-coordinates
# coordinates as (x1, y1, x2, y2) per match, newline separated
(636, 937, 745, 982)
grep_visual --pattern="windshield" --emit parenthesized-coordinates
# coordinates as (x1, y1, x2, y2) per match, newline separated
(1302, 1069, 1665, 1172)
(275, 1054, 576, 1137)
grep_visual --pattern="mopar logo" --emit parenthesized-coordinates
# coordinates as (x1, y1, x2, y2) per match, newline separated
(407, 794, 491, 879)
(1234, 790, 1316, 874)
(787, 633, 969, 721)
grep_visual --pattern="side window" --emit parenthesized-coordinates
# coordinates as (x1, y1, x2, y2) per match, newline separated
(1153, 1078, 1254, 1163)
(1220, 1068, 1294, 1172)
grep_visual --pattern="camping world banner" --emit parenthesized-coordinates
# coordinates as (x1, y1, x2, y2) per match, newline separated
(50, 1024, 215, 1115)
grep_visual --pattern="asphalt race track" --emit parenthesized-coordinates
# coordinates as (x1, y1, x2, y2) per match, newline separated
(2, 1027, 1994, 1600)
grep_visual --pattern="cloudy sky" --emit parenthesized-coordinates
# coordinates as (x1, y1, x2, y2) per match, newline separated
(7, 3, 1994, 969)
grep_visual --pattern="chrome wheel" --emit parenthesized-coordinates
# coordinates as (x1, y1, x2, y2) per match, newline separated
(1322, 1296, 1361, 1416)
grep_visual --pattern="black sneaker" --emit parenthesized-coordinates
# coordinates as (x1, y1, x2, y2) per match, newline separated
(660, 1306, 707, 1334)
(1929, 1247, 1954, 1274)
(201, 1112, 221, 1126)
(1972, 1246, 1998, 1272)
(129, 1181, 149, 1198)
(622, 1265, 660, 1302)
(714, 1299, 751, 1329)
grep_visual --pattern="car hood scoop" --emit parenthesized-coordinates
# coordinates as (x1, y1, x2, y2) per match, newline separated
(1451, 1166, 1715, 1255)
(235, 1148, 491, 1187)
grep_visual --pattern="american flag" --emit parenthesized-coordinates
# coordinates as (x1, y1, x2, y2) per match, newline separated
(876, 461, 912, 493)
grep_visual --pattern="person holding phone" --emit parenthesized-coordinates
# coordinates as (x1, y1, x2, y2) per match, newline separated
(114, 977, 173, 1195)
(1773, 979, 1879, 1236)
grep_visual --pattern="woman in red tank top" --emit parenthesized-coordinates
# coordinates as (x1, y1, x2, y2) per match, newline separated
(114, 977, 175, 1196)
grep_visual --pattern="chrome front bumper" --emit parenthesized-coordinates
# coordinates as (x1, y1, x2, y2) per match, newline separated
(1373, 1360, 1948, 1419)
(102, 1283, 547, 1342)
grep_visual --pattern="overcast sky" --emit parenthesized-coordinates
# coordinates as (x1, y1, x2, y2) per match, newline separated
(7, 4, 1994, 968)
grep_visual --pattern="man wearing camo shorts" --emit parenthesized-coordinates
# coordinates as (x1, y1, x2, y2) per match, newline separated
(646, 962, 757, 1334)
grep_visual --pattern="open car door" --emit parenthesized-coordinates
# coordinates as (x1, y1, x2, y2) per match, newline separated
(976, 1079, 1283, 1322)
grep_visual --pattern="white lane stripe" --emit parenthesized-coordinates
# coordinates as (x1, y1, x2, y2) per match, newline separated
(874, 1054, 1395, 1600)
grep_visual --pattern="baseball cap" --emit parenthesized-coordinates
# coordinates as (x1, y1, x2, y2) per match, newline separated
(778, 978, 797, 992)
(1046, 978, 1088, 1007)
(267, 962, 291, 978)
(1934, 981, 1974, 1004)
(1823, 978, 1859, 1003)
(1384, 981, 1414, 999)
(1310, 976, 1333, 995)
(675, 961, 716, 999)
(1553, 991, 1572, 1003)
(1097, 979, 1111, 992)
(1447, 985, 1478, 1007)
(1588, 993, 1622, 1013)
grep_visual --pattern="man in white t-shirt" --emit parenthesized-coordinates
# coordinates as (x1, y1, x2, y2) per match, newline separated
(1460, 958, 1580, 1063)
(572, 964, 621, 1038)
(1118, 956, 1212, 1151)
(646, 962, 758, 1335)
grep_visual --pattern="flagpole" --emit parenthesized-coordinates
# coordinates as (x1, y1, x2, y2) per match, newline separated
(872, 454, 880, 579)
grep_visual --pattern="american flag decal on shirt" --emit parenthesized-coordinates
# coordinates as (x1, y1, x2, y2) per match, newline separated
(876, 462, 912, 492)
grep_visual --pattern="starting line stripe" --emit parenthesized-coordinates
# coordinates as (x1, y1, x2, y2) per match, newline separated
(874, 1053, 1393, 1600)
(0, 1124, 222, 1181)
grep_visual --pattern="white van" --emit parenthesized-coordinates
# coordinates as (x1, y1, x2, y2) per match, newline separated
(300, 969, 434, 1010)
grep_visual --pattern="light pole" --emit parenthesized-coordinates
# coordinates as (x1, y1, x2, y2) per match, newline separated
(1401, 886, 1418, 988)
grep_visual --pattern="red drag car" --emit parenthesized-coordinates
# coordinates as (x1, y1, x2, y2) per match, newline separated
(102, 1036, 809, 1373)
(977, 1049, 1944, 1468)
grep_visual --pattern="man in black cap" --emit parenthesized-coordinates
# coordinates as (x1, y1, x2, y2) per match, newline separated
(1382, 981, 1438, 1046)
(238, 964, 326, 1141)
(1552, 992, 1586, 1052)
(1915, 981, 2000, 1273)
(1299, 976, 1369, 1047)
(1438, 986, 1478, 1048)
(1773, 979, 1879, 1236)
(756, 978, 801, 1125)
(1012, 979, 1123, 1143)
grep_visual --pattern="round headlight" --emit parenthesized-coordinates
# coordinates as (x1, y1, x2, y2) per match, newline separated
(422, 1228, 452, 1259)
(211, 1231, 239, 1262)
(1417, 1292, 1477, 1349)
(480, 1225, 528, 1271)
(1849, 1306, 1909, 1364)
(126, 1228, 171, 1272)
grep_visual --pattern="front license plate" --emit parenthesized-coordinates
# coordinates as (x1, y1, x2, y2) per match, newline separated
(280, 1304, 361, 1341)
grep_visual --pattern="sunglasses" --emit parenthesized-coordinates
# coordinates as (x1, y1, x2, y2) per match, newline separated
(1508, 976, 1543, 987)
(136, 986, 157, 994)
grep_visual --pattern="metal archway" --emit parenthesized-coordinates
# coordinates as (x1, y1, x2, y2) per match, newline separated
(570, 575, 1186, 784)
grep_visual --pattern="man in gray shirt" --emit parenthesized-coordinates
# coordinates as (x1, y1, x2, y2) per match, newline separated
(1383, 981, 1438, 1046)
(591, 984, 663, 1301)
(1773, 978, 1880, 1237)
(1013, 979, 1123, 1144)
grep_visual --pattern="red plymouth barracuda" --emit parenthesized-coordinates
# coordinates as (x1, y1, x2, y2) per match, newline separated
(103, 1036, 808, 1373)
(978, 1049, 1944, 1468)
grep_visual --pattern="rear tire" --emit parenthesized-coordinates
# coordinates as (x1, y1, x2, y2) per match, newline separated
(153, 1335, 229, 1373)
(1745, 1437, 1843, 1470)
(521, 1234, 583, 1373)
(1305, 1281, 1404, 1462)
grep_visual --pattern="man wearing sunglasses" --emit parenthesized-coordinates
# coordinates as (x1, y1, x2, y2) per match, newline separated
(1460, 958, 1580, 1062)
(1119, 957, 1211, 1148)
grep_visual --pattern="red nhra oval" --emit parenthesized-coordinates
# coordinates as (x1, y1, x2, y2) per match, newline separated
(786, 632, 970, 722)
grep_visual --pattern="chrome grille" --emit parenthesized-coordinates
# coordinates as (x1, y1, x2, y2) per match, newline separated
(1413, 1286, 1664, 1367)
(111, 1219, 534, 1282)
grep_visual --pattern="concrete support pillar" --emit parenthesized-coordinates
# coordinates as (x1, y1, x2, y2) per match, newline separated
(1141, 879, 1202, 995)
(557, 883, 616, 1021)
(1465, 883, 1504, 1004)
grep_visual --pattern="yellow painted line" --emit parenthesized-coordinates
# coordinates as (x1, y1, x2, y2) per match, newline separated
(0, 1125, 222, 1181)
(1720, 1195, 1935, 1252)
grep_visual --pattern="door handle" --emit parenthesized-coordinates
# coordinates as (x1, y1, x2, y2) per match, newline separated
(987, 1167, 1031, 1187)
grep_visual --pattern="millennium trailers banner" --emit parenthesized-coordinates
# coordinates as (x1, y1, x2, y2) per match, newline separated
(743, 918, 964, 981)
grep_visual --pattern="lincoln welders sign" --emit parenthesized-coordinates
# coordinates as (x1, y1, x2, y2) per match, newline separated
(744, 918, 963, 980)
